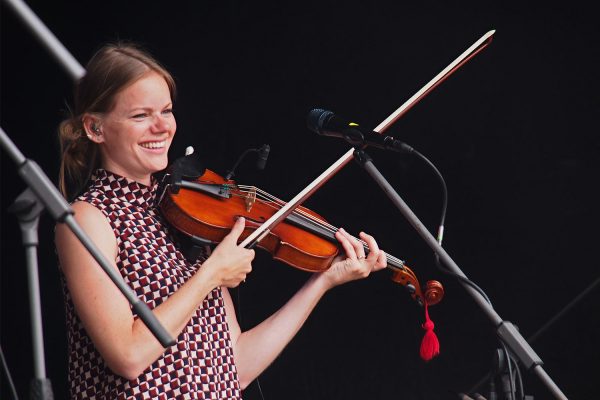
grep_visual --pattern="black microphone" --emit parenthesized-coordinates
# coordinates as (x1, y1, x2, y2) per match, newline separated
(256, 144, 270, 170)
(307, 108, 413, 153)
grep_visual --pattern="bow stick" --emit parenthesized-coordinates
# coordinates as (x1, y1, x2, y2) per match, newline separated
(239, 30, 495, 249)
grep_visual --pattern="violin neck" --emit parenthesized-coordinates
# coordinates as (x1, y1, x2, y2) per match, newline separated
(284, 212, 405, 272)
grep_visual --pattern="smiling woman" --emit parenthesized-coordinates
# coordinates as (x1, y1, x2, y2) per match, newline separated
(57, 44, 176, 201)
(53, 42, 387, 399)
(83, 71, 176, 186)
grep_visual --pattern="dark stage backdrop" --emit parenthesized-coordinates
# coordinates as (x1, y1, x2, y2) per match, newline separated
(1, 1, 598, 399)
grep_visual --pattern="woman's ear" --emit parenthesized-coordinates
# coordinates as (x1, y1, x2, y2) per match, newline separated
(82, 114, 104, 143)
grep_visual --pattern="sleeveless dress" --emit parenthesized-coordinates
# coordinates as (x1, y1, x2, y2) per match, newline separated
(61, 169, 241, 399)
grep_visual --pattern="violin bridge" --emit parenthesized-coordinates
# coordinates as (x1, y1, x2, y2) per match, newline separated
(245, 186, 257, 212)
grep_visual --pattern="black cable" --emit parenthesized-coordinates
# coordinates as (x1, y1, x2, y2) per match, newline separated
(236, 286, 266, 400)
(411, 149, 493, 306)
(255, 378, 266, 399)
(500, 343, 516, 400)
(413, 147, 527, 400)
(435, 254, 493, 305)
(225, 148, 254, 180)
(527, 275, 600, 344)
(513, 357, 524, 400)
(413, 149, 448, 231)
(0, 345, 20, 400)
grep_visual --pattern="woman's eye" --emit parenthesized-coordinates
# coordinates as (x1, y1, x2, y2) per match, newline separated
(132, 113, 147, 119)
(162, 109, 174, 115)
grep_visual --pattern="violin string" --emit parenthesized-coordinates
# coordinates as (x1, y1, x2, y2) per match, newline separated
(238, 186, 339, 232)
(242, 186, 406, 268)
(238, 185, 343, 234)
(233, 185, 405, 268)
(246, 187, 407, 266)
(235, 185, 405, 266)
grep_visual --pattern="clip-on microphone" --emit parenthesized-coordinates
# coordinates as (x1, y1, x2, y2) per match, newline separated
(224, 144, 271, 180)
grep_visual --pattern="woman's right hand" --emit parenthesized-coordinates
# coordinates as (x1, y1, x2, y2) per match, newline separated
(202, 217, 255, 288)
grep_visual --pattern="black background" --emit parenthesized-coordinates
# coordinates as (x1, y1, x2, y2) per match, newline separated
(2, 1, 599, 399)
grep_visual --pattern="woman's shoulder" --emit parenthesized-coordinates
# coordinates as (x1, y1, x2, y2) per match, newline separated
(76, 184, 107, 204)
(71, 199, 104, 215)
(65, 200, 112, 232)
(74, 184, 120, 217)
(56, 200, 118, 273)
(56, 200, 115, 251)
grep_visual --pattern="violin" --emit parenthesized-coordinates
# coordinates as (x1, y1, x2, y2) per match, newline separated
(158, 167, 443, 307)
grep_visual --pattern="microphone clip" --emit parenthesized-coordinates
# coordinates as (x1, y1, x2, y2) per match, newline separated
(224, 144, 270, 180)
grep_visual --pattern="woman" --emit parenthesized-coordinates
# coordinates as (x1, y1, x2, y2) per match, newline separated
(55, 43, 387, 399)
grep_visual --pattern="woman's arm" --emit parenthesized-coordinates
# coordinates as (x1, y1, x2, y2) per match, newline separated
(56, 203, 253, 380)
(224, 228, 387, 389)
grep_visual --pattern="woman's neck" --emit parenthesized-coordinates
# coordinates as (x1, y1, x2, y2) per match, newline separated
(101, 164, 152, 187)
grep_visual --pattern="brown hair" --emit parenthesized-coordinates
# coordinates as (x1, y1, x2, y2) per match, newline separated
(58, 43, 176, 200)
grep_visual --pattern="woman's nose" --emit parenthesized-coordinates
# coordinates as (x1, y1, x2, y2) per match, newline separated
(152, 113, 171, 133)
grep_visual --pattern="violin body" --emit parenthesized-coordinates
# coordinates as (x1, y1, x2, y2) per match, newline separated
(160, 169, 339, 272)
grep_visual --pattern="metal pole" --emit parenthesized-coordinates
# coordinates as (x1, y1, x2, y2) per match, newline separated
(3, 0, 85, 81)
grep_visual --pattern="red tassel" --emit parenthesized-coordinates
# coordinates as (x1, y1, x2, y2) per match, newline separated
(420, 303, 440, 361)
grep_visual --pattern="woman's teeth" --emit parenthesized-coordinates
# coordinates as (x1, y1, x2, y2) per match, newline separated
(140, 141, 165, 149)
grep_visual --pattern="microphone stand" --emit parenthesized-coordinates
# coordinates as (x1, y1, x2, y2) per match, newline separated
(299, 30, 567, 398)
(7, 189, 53, 400)
(0, 127, 175, 345)
(3, 0, 86, 81)
(3, 0, 174, 348)
(227, 29, 567, 398)
(351, 148, 567, 400)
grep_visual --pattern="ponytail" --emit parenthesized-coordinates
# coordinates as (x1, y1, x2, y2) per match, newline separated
(58, 117, 99, 201)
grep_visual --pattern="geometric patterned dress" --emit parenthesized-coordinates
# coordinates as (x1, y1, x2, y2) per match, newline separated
(61, 169, 241, 399)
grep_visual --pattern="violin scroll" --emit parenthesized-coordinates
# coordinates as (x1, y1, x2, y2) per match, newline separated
(423, 280, 444, 306)
(391, 267, 444, 306)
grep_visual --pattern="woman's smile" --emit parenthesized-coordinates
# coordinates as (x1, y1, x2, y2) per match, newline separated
(139, 140, 167, 151)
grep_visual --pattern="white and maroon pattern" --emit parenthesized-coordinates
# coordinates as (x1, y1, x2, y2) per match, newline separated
(61, 169, 241, 399)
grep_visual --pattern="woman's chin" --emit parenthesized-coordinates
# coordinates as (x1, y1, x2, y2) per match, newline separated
(143, 154, 169, 172)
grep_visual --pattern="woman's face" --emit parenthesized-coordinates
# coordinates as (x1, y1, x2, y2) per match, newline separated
(96, 71, 176, 184)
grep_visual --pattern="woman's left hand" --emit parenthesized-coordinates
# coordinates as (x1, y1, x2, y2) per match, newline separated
(318, 228, 387, 290)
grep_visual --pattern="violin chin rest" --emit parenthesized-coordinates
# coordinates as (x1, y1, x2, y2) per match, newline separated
(170, 153, 206, 181)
